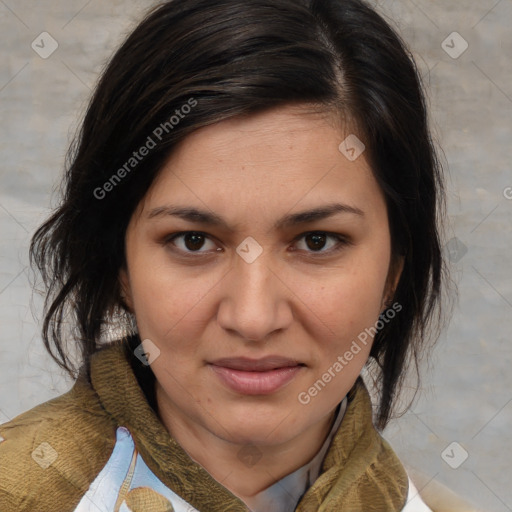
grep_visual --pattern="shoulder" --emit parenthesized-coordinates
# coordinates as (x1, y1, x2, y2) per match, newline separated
(0, 370, 118, 512)
(402, 477, 433, 511)
(405, 470, 483, 512)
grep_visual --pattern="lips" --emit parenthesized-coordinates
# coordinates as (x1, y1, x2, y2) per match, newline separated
(210, 356, 302, 372)
(208, 356, 305, 395)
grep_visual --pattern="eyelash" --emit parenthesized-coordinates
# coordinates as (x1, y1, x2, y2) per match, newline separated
(162, 231, 351, 258)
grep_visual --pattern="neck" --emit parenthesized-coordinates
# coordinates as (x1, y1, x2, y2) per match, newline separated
(154, 383, 337, 500)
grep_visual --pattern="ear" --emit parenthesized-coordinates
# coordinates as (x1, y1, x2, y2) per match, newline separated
(118, 267, 134, 312)
(382, 255, 404, 310)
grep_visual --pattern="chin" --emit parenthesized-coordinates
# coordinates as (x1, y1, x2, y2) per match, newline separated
(213, 404, 303, 445)
(221, 424, 295, 447)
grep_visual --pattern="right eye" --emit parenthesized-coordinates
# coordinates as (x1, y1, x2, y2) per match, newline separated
(163, 231, 222, 256)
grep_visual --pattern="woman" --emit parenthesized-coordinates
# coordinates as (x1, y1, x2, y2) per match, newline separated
(0, 0, 452, 510)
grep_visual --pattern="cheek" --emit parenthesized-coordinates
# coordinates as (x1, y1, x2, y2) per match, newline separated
(127, 253, 216, 344)
(307, 263, 388, 327)
(296, 265, 387, 401)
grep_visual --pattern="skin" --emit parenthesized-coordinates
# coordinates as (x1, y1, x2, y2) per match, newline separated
(120, 104, 402, 502)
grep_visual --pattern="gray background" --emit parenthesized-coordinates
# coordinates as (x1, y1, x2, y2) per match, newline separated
(0, 1, 511, 510)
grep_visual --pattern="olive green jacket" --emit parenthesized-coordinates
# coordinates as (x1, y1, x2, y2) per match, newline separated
(0, 340, 409, 511)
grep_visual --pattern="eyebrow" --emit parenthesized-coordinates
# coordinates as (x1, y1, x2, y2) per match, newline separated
(147, 202, 364, 231)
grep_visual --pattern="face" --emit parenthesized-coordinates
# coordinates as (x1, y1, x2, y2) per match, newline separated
(120, 104, 400, 447)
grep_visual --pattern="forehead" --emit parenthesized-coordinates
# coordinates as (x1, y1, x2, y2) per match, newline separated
(138, 104, 385, 226)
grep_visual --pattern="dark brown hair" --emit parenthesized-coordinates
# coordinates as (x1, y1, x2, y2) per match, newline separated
(30, 0, 448, 429)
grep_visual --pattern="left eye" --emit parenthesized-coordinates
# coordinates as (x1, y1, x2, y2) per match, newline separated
(293, 232, 347, 253)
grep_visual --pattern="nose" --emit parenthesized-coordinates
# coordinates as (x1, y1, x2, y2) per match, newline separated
(216, 249, 293, 343)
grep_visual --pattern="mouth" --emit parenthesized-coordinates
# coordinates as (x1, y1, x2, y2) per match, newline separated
(210, 356, 304, 372)
(208, 356, 306, 395)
